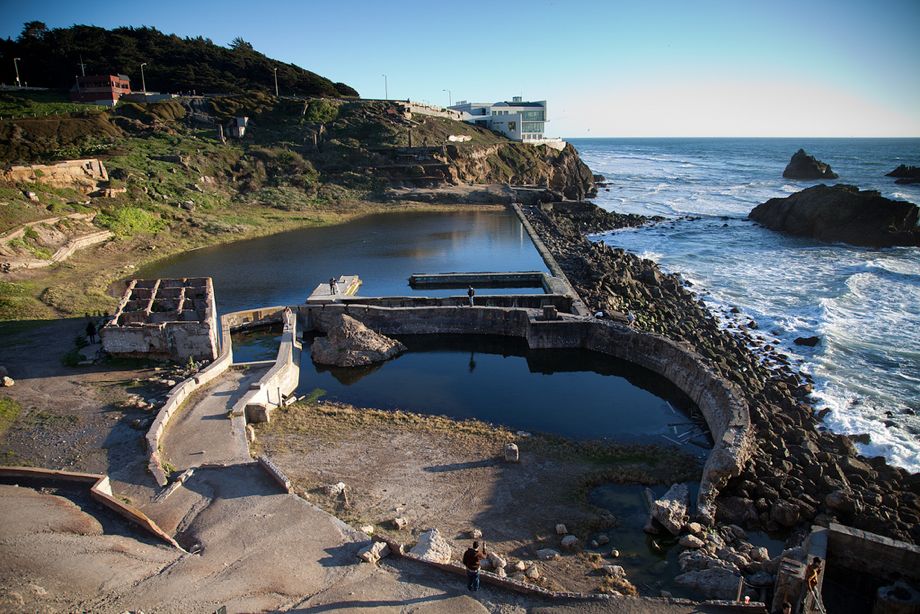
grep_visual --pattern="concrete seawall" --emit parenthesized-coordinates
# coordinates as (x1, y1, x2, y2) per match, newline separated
(146, 313, 235, 486)
(300, 303, 753, 523)
(231, 308, 301, 424)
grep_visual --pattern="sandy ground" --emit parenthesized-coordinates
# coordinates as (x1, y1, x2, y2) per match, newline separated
(253, 401, 699, 596)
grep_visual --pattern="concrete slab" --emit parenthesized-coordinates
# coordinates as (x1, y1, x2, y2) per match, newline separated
(159, 367, 265, 471)
(309, 275, 362, 301)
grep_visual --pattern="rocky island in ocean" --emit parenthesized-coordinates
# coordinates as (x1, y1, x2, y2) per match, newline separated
(782, 148, 839, 180)
(749, 184, 920, 247)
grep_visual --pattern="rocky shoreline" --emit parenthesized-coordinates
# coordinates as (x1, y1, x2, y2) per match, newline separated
(520, 200, 920, 549)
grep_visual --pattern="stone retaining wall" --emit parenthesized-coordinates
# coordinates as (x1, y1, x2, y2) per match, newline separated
(299, 303, 752, 522)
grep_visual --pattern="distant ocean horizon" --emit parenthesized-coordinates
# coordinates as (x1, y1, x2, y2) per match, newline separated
(568, 137, 920, 473)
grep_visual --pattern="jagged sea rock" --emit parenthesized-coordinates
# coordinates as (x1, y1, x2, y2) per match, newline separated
(651, 483, 690, 536)
(312, 314, 406, 367)
(749, 184, 920, 247)
(409, 528, 452, 564)
(782, 149, 838, 180)
(887, 164, 920, 184)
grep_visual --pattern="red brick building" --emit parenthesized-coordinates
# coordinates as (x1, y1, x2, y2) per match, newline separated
(70, 74, 131, 106)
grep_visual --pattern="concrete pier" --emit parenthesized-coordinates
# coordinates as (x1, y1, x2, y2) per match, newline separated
(409, 271, 548, 290)
(308, 275, 362, 301)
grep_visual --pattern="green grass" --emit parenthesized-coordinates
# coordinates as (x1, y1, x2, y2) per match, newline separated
(95, 206, 166, 236)
(0, 90, 107, 119)
(0, 397, 23, 439)
(0, 280, 57, 321)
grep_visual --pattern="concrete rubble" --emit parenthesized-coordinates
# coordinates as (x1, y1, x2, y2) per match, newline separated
(408, 528, 452, 564)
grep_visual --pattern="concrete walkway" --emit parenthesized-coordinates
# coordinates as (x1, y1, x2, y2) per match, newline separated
(159, 367, 266, 471)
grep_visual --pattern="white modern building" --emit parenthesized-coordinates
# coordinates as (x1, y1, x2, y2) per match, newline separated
(449, 97, 564, 148)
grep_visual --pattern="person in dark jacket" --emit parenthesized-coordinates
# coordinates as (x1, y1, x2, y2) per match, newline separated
(462, 541, 487, 591)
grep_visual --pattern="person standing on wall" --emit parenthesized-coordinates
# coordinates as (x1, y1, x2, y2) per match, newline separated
(467, 286, 475, 307)
(462, 541, 487, 591)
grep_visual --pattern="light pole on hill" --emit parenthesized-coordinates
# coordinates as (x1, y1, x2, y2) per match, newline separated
(140, 62, 147, 94)
(382, 73, 388, 100)
(442, 88, 451, 107)
(273, 67, 279, 97)
(13, 58, 21, 87)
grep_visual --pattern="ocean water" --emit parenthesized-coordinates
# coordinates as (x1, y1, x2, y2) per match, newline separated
(571, 138, 920, 473)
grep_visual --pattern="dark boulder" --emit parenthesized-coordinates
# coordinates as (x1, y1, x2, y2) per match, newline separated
(783, 149, 838, 180)
(794, 336, 820, 347)
(887, 164, 920, 185)
(749, 184, 920, 247)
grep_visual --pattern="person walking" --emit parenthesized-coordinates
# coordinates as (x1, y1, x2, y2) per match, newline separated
(329, 277, 337, 295)
(462, 541, 487, 591)
(467, 286, 475, 307)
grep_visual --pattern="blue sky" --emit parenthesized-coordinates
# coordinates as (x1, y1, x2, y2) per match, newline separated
(2, 0, 918, 136)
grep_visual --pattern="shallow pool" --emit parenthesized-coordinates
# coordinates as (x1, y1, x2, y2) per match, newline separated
(299, 334, 710, 447)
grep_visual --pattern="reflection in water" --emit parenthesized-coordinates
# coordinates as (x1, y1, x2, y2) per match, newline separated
(140, 210, 548, 313)
(231, 326, 282, 362)
(299, 334, 709, 448)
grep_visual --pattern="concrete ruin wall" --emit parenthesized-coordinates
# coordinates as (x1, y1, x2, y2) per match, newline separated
(825, 522, 920, 582)
(2, 158, 108, 192)
(327, 294, 573, 311)
(233, 308, 300, 424)
(102, 278, 219, 362)
(300, 303, 753, 523)
(146, 313, 234, 486)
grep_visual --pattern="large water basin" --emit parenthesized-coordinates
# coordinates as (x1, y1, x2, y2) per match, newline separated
(141, 209, 547, 313)
(299, 334, 710, 448)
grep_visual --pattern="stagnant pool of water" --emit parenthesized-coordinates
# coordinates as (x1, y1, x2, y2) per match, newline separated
(298, 334, 711, 449)
(140, 209, 548, 313)
(588, 483, 786, 598)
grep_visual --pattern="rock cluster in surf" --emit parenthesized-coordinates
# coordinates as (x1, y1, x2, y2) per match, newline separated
(749, 184, 920, 247)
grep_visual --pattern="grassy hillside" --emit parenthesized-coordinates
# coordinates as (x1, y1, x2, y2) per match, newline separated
(0, 90, 594, 321)
(0, 22, 357, 97)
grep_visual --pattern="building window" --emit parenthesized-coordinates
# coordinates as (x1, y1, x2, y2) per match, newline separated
(522, 121, 544, 133)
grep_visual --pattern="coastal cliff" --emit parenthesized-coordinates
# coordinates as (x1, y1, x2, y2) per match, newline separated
(522, 200, 920, 547)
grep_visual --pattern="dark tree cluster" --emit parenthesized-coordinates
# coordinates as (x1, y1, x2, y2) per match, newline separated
(0, 22, 358, 98)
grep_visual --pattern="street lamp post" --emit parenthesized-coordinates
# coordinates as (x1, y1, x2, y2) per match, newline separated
(273, 67, 279, 97)
(140, 62, 147, 94)
(13, 58, 21, 88)
(442, 88, 452, 107)
(382, 74, 388, 100)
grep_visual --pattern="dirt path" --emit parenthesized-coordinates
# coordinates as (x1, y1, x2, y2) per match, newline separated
(160, 367, 265, 470)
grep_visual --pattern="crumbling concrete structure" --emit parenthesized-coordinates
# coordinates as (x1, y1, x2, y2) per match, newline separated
(102, 278, 219, 362)
(2, 158, 108, 193)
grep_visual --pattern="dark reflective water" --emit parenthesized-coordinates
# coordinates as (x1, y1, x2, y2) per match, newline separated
(231, 326, 283, 362)
(141, 210, 547, 313)
(300, 334, 707, 446)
